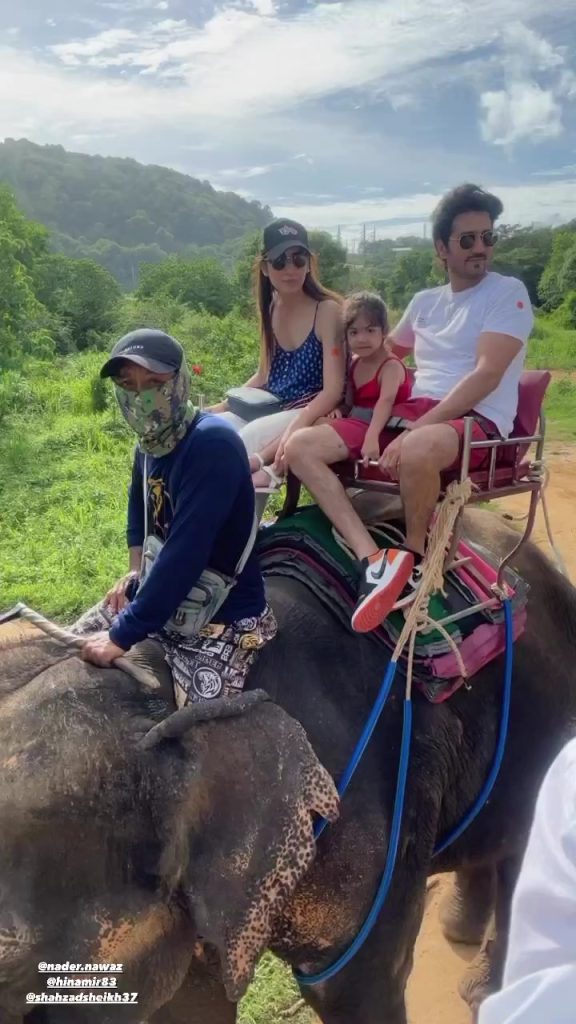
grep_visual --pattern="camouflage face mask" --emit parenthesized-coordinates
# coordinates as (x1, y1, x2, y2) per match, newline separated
(114, 361, 196, 456)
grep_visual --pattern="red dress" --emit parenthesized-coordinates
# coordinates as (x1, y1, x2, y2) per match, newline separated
(330, 356, 412, 458)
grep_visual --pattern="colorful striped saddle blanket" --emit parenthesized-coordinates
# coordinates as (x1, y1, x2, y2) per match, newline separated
(257, 506, 528, 703)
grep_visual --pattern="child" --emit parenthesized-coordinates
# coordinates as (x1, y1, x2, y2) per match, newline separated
(327, 292, 411, 465)
(250, 291, 410, 491)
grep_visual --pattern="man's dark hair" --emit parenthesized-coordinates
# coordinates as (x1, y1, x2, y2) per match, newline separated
(432, 184, 504, 246)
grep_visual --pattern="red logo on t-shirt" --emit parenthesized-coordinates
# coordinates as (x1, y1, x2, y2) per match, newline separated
(517, 300, 524, 309)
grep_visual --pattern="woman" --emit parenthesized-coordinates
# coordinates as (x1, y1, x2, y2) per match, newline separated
(211, 218, 345, 491)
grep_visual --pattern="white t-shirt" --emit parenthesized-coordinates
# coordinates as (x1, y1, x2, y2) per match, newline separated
(479, 737, 576, 1024)
(392, 272, 534, 437)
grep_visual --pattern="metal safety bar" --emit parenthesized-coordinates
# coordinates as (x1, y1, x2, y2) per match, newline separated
(347, 411, 547, 591)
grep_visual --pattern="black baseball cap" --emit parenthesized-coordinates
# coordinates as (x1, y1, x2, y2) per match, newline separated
(100, 329, 184, 379)
(262, 218, 311, 261)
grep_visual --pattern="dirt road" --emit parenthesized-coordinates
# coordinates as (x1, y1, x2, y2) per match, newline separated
(406, 448, 576, 1023)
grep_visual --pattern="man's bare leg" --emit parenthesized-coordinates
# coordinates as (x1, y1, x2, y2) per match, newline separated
(285, 426, 379, 560)
(399, 424, 460, 555)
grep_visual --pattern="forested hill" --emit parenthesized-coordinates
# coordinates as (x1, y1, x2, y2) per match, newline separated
(0, 138, 272, 287)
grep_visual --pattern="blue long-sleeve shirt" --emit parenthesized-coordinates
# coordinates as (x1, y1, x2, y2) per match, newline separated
(109, 413, 266, 651)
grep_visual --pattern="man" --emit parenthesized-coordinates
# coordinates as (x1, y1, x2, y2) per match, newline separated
(479, 736, 576, 1024)
(285, 183, 534, 632)
(78, 328, 277, 705)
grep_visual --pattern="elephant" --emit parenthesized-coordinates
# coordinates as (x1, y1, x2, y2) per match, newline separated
(0, 507, 575, 1024)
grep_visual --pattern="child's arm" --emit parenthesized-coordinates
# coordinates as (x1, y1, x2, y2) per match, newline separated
(360, 360, 406, 465)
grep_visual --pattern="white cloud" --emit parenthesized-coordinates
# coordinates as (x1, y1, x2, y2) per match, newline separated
(45, 0, 576, 120)
(217, 164, 275, 178)
(531, 164, 576, 177)
(275, 179, 576, 240)
(247, 0, 277, 14)
(479, 25, 575, 146)
(480, 83, 563, 146)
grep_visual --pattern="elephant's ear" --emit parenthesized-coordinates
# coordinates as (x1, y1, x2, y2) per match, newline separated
(159, 701, 339, 1001)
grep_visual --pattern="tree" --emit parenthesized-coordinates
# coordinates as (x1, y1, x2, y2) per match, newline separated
(0, 189, 52, 367)
(492, 225, 553, 305)
(538, 229, 576, 310)
(387, 250, 434, 309)
(309, 230, 349, 293)
(0, 184, 48, 268)
(33, 254, 121, 350)
(233, 232, 261, 315)
(137, 256, 235, 317)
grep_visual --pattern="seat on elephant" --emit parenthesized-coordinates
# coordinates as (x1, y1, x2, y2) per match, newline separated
(281, 370, 550, 590)
(258, 505, 528, 703)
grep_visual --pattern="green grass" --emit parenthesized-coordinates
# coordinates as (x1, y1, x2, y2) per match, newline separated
(239, 955, 314, 1024)
(527, 316, 576, 371)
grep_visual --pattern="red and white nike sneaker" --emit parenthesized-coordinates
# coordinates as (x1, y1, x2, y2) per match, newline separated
(351, 548, 415, 633)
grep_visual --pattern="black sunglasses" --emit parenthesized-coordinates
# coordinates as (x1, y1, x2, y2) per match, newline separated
(451, 230, 498, 250)
(267, 249, 309, 271)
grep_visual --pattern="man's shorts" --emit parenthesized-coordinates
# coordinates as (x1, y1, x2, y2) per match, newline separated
(70, 600, 278, 706)
(163, 605, 278, 707)
(330, 397, 500, 470)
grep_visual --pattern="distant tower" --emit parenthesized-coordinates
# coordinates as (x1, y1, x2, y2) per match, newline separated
(336, 224, 342, 244)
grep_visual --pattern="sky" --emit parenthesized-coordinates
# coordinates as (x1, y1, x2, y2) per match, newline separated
(1, 0, 575, 248)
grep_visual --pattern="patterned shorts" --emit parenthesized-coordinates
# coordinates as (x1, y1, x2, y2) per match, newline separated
(70, 602, 278, 706)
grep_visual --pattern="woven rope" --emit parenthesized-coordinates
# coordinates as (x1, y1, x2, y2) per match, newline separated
(391, 479, 473, 697)
(9, 603, 160, 690)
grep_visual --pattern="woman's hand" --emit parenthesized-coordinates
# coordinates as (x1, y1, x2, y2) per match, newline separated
(105, 571, 139, 616)
(360, 431, 381, 467)
(81, 631, 127, 668)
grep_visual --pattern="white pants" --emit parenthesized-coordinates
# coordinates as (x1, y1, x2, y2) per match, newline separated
(217, 408, 301, 519)
(217, 409, 301, 457)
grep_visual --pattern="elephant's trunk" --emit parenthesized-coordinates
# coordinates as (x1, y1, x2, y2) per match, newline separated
(138, 689, 270, 749)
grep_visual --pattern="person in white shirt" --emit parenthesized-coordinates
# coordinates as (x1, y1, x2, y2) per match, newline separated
(285, 183, 534, 632)
(478, 736, 576, 1024)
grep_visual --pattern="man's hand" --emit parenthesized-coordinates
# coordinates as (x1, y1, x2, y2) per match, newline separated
(378, 430, 411, 480)
(81, 631, 127, 667)
(361, 431, 381, 467)
(105, 571, 139, 616)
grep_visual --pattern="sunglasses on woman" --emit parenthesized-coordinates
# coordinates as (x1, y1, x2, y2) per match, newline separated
(267, 249, 309, 271)
(451, 230, 498, 250)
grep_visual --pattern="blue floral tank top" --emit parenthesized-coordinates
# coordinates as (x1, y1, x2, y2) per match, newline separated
(266, 303, 324, 408)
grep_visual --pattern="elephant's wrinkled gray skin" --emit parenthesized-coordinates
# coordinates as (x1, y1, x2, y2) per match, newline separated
(1, 508, 576, 1024)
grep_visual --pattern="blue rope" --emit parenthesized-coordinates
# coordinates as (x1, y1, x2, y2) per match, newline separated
(295, 597, 514, 986)
(433, 597, 514, 856)
(314, 657, 399, 841)
(295, 696, 412, 986)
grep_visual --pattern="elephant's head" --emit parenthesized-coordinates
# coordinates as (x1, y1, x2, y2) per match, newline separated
(0, 633, 338, 1018)
(143, 694, 339, 999)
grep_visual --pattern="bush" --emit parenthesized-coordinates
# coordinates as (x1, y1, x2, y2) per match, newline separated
(550, 291, 576, 329)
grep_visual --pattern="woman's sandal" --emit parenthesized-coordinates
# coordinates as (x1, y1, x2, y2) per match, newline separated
(253, 464, 285, 494)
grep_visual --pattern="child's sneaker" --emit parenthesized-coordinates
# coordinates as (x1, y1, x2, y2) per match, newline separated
(351, 548, 415, 633)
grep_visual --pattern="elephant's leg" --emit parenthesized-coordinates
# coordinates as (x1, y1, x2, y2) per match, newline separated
(458, 857, 520, 1018)
(300, 869, 428, 1024)
(147, 950, 236, 1024)
(439, 866, 496, 945)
